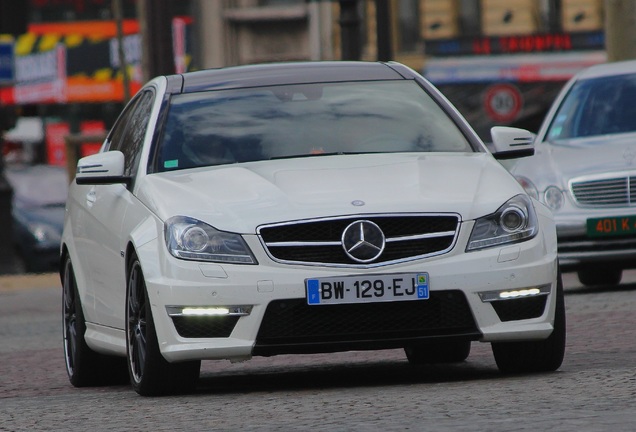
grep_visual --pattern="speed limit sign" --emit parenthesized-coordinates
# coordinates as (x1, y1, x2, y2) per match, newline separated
(484, 83, 523, 122)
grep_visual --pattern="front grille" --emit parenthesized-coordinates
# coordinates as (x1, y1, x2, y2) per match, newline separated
(171, 316, 239, 338)
(253, 290, 479, 355)
(570, 175, 636, 206)
(490, 296, 548, 322)
(258, 214, 460, 266)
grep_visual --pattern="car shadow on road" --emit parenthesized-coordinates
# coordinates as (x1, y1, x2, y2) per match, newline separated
(565, 281, 636, 296)
(194, 356, 522, 395)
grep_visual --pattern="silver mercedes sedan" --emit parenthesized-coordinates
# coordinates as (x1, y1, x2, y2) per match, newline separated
(509, 60, 636, 287)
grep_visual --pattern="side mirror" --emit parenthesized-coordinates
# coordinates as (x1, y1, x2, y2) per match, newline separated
(490, 126, 535, 160)
(75, 151, 131, 186)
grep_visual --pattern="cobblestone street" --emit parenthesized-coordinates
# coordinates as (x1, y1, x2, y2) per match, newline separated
(1, 272, 635, 431)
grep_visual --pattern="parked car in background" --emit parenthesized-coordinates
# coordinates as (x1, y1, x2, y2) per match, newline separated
(509, 60, 636, 287)
(6, 164, 67, 273)
(61, 61, 563, 396)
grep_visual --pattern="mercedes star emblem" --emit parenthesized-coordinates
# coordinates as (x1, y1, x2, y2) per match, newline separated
(341, 220, 386, 263)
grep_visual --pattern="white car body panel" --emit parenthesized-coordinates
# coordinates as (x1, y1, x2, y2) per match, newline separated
(69, 152, 558, 361)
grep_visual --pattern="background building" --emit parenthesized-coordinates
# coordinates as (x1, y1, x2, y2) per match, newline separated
(0, 0, 193, 165)
(0, 0, 612, 162)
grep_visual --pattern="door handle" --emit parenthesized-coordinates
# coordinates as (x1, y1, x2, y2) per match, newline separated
(86, 188, 96, 207)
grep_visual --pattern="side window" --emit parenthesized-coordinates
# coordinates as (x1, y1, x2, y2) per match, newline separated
(108, 90, 155, 177)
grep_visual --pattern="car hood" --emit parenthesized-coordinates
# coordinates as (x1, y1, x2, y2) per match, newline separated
(512, 133, 636, 186)
(137, 153, 524, 233)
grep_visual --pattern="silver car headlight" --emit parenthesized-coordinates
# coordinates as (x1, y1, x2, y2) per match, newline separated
(466, 194, 538, 251)
(514, 175, 539, 200)
(165, 216, 257, 264)
(543, 186, 564, 211)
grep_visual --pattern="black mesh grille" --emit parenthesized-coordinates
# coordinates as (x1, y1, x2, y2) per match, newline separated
(267, 237, 455, 264)
(259, 215, 459, 265)
(171, 316, 240, 338)
(254, 290, 478, 355)
(490, 296, 548, 322)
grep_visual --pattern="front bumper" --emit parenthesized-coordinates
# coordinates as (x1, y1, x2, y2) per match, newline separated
(140, 227, 559, 363)
(555, 218, 636, 270)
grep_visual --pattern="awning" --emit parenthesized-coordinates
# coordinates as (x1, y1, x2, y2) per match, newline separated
(0, 18, 191, 105)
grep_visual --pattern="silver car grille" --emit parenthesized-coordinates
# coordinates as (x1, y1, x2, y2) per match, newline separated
(257, 214, 460, 267)
(570, 175, 636, 206)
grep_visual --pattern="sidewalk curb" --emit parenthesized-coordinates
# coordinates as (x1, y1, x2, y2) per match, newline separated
(0, 273, 60, 292)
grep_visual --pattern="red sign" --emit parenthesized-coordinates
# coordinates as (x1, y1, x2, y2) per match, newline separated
(45, 122, 70, 166)
(45, 120, 104, 166)
(483, 83, 523, 123)
(79, 120, 105, 156)
(473, 34, 573, 56)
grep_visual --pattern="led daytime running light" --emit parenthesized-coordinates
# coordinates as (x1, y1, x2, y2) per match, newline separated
(166, 305, 252, 317)
(479, 284, 551, 302)
(499, 288, 541, 299)
(182, 307, 230, 316)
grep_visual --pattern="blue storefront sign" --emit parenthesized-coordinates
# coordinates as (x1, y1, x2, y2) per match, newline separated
(0, 41, 14, 83)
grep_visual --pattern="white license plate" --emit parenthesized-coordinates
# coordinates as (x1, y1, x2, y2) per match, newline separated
(306, 273, 429, 305)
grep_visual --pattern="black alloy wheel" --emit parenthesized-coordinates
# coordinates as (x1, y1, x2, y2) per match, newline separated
(126, 253, 200, 396)
(63, 255, 127, 386)
(63, 255, 85, 384)
(127, 257, 148, 386)
(491, 268, 566, 373)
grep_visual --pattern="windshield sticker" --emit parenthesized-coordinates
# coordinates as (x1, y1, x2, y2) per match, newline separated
(164, 160, 179, 169)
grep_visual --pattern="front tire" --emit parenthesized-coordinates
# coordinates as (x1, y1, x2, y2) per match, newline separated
(577, 266, 622, 287)
(491, 269, 566, 374)
(126, 253, 200, 396)
(62, 255, 127, 386)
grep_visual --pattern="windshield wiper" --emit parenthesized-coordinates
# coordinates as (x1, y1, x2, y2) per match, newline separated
(270, 152, 373, 160)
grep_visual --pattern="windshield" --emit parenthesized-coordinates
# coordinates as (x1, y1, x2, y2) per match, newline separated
(156, 80, 472, 172)
(546, 73, 636, 141)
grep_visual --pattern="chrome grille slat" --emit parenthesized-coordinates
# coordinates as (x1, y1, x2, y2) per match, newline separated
(385, 230, 457, 242)
(570, 175, 636, 206)
(266, 240, 342, 247)
(258, 214, 460, 267)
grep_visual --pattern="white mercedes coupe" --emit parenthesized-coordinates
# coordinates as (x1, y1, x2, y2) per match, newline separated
(61, 61, 564, 396)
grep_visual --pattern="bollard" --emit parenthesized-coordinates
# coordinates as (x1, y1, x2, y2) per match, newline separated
(0, 173, 14, 274)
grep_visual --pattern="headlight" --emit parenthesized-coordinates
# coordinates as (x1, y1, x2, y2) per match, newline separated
(466, 194, 538, 251)
(543, 186, 564, 211)
(514, 176, 538, 200)
(29, 222, 62, 245)
(165, 216, 257, 264)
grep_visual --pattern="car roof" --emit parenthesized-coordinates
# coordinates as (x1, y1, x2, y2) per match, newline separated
(576, 59, 636, 80)
(174, 61, 414, 94)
